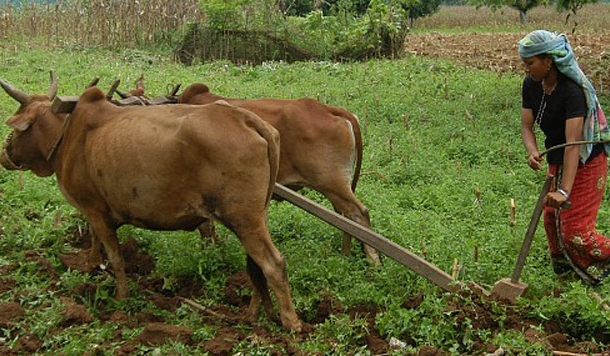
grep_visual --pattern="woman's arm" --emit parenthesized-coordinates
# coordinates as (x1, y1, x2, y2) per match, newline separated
(521, 107, 542, 170)
(546, 116, 584, 208)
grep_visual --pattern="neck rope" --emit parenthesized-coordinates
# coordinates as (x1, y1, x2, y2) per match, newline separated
(45, 114, 73, 162)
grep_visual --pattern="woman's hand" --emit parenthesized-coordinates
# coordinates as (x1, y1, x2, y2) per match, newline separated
(545, 191, 570, 209)
(528, 151, 543, 170)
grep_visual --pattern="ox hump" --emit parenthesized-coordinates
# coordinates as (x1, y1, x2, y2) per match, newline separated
(188, 83, 210, 94)
(78, 86, 106, 104)
(178, 83, 211, 104)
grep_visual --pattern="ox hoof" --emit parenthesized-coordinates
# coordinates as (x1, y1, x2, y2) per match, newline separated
(282, 317, 303, 332)
(364, 246, 382, 266)
(245, 305, 261, 324)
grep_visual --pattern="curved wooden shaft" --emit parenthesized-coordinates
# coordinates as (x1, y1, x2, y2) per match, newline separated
(273, 183, 459, 292)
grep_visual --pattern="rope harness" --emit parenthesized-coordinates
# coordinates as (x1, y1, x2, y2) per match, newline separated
(1, 132, 22, 170)
(45, 114, 74, 162)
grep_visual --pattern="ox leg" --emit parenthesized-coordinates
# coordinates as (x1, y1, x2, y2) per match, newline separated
(197, 219, 218, 244)
(325, 190, 381, 265)
(89, 220, 129, 299)
(87, 225, 103, 269)
(233, 220, 302, 332)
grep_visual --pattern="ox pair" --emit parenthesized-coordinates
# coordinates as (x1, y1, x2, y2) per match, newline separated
(0, 73, 301, 331)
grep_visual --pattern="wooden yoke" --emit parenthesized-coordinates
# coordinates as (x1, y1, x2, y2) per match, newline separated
(51, 94, 177, 114)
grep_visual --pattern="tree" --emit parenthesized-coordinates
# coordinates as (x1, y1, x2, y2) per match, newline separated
(468, 0, 548, 24)
(555, 0, 600, 32)
(277, 0, 314, 15)
(278, 0, 369, 15)
(280, 0, 441, 22)
(401, 0, 443, 28)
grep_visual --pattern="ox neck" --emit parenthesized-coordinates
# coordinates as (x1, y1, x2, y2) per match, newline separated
(46, 114, 72, 162)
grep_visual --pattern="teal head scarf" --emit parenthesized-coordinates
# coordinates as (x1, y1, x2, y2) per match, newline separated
(518, 30, 610, 162)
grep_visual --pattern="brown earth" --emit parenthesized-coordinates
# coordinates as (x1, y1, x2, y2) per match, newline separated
(402, 32, 610, 92)
(0, 228, 607, 356)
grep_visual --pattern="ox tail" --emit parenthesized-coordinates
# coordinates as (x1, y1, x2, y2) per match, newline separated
(246, 254, 274, 317)
(327, 106, 363, 193)
(238, 108, 280, 207)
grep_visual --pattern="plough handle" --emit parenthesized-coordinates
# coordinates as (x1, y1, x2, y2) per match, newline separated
(510, 175, 554, 283)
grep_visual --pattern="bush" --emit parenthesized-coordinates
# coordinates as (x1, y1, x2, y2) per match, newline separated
(176, 0, 410, 64)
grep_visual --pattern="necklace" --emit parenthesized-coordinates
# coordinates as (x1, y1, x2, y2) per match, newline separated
(534, 89, 547, 128)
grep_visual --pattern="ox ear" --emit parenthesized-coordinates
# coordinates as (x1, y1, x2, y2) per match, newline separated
(6, 114, 35, 132)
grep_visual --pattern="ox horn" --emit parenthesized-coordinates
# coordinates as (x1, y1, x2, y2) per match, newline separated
(107, 78, 121, 100)
(0, 79, 31, 105)
(48, 70, 58, 100)
(87, 77, 100, 88)
(168, 83, 182, 96)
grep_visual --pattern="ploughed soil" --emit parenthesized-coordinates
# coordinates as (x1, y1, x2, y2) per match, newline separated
(402, 32, 610, 91)
(1, 225, 609, 355)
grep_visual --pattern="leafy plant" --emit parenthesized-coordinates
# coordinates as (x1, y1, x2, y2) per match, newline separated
(527, 282, 610, 340)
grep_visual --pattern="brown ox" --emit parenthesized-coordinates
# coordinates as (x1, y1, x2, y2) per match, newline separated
(178, 83, 380, 264)
(0, 75, 302, 331)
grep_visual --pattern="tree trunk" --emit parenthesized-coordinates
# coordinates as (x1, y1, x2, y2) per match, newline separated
(519, 9, 528, 25)
(314, 0, 323, 11)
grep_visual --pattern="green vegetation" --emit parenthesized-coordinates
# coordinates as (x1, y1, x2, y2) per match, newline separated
(1, 42, 609, 355)
(0, 2, 610, 355)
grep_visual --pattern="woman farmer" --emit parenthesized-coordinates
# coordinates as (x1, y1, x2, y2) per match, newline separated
(519, 29, 610, 284)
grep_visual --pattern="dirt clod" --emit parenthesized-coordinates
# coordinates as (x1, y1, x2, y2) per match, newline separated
(0, 302, 25, 327)
(135, 322, 193, 346)
(60, 297, 94, 326)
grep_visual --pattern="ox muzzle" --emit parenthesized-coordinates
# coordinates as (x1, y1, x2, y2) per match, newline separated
(1, 133, 23, 171)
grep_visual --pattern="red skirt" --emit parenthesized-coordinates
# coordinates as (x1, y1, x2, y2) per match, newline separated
(544, 152, 610, 284)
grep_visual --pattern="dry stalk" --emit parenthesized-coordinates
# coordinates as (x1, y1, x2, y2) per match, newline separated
(180, 297, 229, 320)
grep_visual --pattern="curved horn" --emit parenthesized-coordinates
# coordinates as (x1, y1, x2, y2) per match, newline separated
(106, 78, 121, 100)
(48, 70, 58, 100)
(0, 79, 31, 105)
(87, 77, 100, 88)
(169, 83, 181, 96)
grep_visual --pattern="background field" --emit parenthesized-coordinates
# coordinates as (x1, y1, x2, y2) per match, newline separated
(1, 3, 610, 355)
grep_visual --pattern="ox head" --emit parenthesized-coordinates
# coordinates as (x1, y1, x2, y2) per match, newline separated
(1, 72, 61, 177)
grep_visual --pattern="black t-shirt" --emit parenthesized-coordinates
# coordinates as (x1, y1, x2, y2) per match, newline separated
(522, 72, 589, 164)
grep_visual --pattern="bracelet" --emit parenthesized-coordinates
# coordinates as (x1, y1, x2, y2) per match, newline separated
(557, 188, 570, 200)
